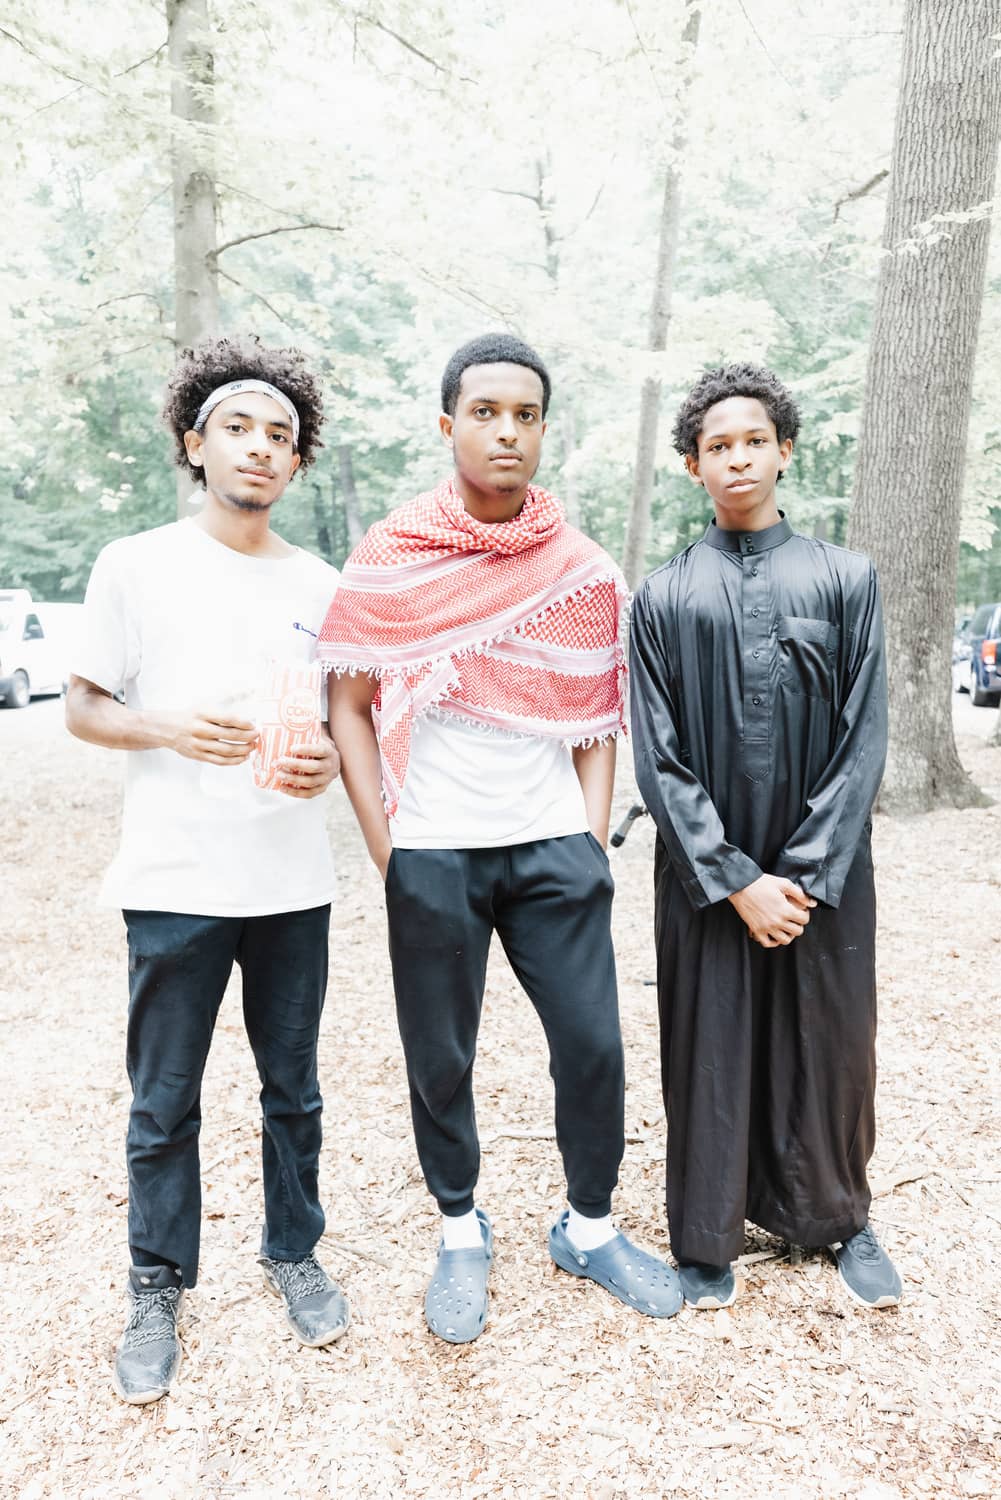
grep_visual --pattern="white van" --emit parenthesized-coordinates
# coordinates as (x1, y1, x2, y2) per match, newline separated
(0, 590, 81, 708)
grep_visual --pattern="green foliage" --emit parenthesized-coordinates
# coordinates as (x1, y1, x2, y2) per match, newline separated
(1, 0, 997, 603)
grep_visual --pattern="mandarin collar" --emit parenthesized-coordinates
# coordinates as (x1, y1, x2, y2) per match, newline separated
(703, 512, 793, 556)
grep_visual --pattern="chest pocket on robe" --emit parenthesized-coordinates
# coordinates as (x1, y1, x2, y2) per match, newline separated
(776, 616, 838, 700)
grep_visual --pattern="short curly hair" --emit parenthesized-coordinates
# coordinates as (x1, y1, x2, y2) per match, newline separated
(441, 333, 551, 417)
(672, 363, 800, 460)
(162, 334, 325, 483)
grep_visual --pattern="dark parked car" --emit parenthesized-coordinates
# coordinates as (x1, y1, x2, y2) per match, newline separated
(965, 601, 1001, 706)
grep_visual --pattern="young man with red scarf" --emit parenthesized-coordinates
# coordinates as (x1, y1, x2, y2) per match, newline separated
(324, 333, 681, 1342)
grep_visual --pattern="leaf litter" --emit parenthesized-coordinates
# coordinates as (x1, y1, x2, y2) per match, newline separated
(0, 703, 999, 1498)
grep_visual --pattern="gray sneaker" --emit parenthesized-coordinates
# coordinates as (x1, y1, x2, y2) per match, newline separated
(259, 1252, 350, 1346)
(113, 1265, 183, 1405)
(678, 1260, 736, 1309)
(831, 1223, 902, 1308)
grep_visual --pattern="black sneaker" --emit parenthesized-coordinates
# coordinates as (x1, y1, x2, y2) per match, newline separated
(831, 1223, 902, 1308)
(678, 1260, 736, 1309)
(259, 1252, 350, 1346)
(113, 1265, 183, 1404)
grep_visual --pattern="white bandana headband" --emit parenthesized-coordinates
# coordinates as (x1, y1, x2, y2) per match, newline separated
(192, 379, 300, 445)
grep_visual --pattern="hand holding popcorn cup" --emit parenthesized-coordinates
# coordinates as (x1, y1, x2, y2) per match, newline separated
(253, 660, 338, 797)
(253, 660, 321, 790)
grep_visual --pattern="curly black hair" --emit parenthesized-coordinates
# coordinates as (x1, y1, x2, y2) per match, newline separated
(441, 332, 552, 417)
(162, 334, 325, 483)
(672, 363, 800, 461)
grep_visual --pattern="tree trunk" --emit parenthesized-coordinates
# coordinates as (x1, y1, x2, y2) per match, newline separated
(311, 484, 333, 562)
(338, 444, 364, 549)
(621, 3, 700, 590)
(167, 0, 219, 517)
(557, 398, 581, 528)
(847, 0, 1001, 813)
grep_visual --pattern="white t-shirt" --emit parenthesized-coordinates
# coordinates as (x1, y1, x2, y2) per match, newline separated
(73, 519, 340, 917)
(389, 711, 590, 849)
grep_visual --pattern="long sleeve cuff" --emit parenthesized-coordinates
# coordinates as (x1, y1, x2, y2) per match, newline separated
(771, 854, 843, 909)
(681, 848, 764, 910)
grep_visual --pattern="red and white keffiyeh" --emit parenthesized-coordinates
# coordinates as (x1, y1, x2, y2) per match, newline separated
(317, 479, 628, 814)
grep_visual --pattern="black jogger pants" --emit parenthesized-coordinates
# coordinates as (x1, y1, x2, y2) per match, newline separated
(385, 833, 625, 1218)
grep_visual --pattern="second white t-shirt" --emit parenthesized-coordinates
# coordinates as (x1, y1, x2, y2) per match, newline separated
(389, 711, 590, 849)
(73, 518, 340, 917)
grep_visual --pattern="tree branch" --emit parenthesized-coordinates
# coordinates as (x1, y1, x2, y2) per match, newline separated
(832, 168, 889, 222)
(0, 24, 88, 87)
(94, 291, 165, 319)
(357, 15, 476, 83)
(118, 42, 166, 76)
(216, 269, 296, 330)
(490, 187, 543, 206)
(623, 0, 667, 105)
(566, 177, 609, 239)
(1, 34, 166, 142)
(211, 222, 344, 259)
(734, 1, 795, 92)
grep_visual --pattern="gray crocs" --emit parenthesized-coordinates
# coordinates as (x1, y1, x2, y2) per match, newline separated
(549, 1212, 683, 1318)
(424, 1209, 493, 1344)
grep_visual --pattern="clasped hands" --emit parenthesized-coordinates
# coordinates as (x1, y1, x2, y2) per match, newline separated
(164, 706, 340, 798)
(729, 873, 816, 948)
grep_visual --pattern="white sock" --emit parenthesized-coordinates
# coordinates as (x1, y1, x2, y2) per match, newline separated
(441, 1207, 483, 1250)
(566, 1205, 616, 1251)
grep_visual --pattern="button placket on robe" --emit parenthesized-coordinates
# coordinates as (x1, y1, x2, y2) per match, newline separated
(741, 534, 771, 781)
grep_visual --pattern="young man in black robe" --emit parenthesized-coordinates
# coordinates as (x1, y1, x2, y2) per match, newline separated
(629, 364, 901, 1311)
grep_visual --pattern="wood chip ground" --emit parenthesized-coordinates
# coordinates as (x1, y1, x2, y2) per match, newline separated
(1, 700, 999, 1498)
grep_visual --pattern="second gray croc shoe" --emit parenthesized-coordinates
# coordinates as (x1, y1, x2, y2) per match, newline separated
(549, 1212, 683, 1318)
(425, 1209, 493, 1343)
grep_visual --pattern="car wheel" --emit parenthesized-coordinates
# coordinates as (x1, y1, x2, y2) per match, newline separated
(970, 663, 992, 707)
(2, 670, 30, 709)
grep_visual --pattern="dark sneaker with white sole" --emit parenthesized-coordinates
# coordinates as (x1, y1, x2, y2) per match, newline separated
(678, 1260, 736, 1309)
(113, 1265, 183, 1404)
(259, 1252, 350, 1346)
(831, 1224, 901, 1308)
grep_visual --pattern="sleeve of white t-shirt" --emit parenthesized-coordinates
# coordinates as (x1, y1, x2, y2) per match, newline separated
(72, 541, 141, 695)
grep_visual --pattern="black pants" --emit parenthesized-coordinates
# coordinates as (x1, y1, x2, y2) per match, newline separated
(385, 834, 625, 1218)
(122, 905, 330, 1288)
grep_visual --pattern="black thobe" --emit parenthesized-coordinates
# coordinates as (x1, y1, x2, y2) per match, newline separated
(629, 514, 888, 1266)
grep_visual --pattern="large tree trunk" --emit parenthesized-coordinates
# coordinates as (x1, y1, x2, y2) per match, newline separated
(620, 3, 700, 590)
(848, 0, 1001, 812)
(167, 0, 219, 517)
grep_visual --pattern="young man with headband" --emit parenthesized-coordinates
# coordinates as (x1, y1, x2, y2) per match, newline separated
(67, 336, 346, 1403)
(325, 332, 682, 1344)
(630, 363, 900, 1312)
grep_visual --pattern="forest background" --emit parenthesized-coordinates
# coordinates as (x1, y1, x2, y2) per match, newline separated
(3, 0, 1000, 608)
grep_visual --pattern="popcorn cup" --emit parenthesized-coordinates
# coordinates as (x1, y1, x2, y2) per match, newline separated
(253, 659, 322, 791)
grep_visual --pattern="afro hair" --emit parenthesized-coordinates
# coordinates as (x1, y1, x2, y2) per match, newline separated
(162, 334, 325, 483)
(441, 332, 552, 417)
(672, 363, 801, 461)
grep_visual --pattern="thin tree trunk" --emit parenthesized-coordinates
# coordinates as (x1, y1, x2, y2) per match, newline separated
(621, 3, 700, 590)
(339, 444, 364, 549)
(311, 484, 333, 562)
(167, 0, 219, 517)
(847, 0, 1001, 812)
(557, 399, 581, 528)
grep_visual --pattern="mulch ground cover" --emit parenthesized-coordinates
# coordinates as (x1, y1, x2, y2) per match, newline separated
(1, 707, 998, 1498)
